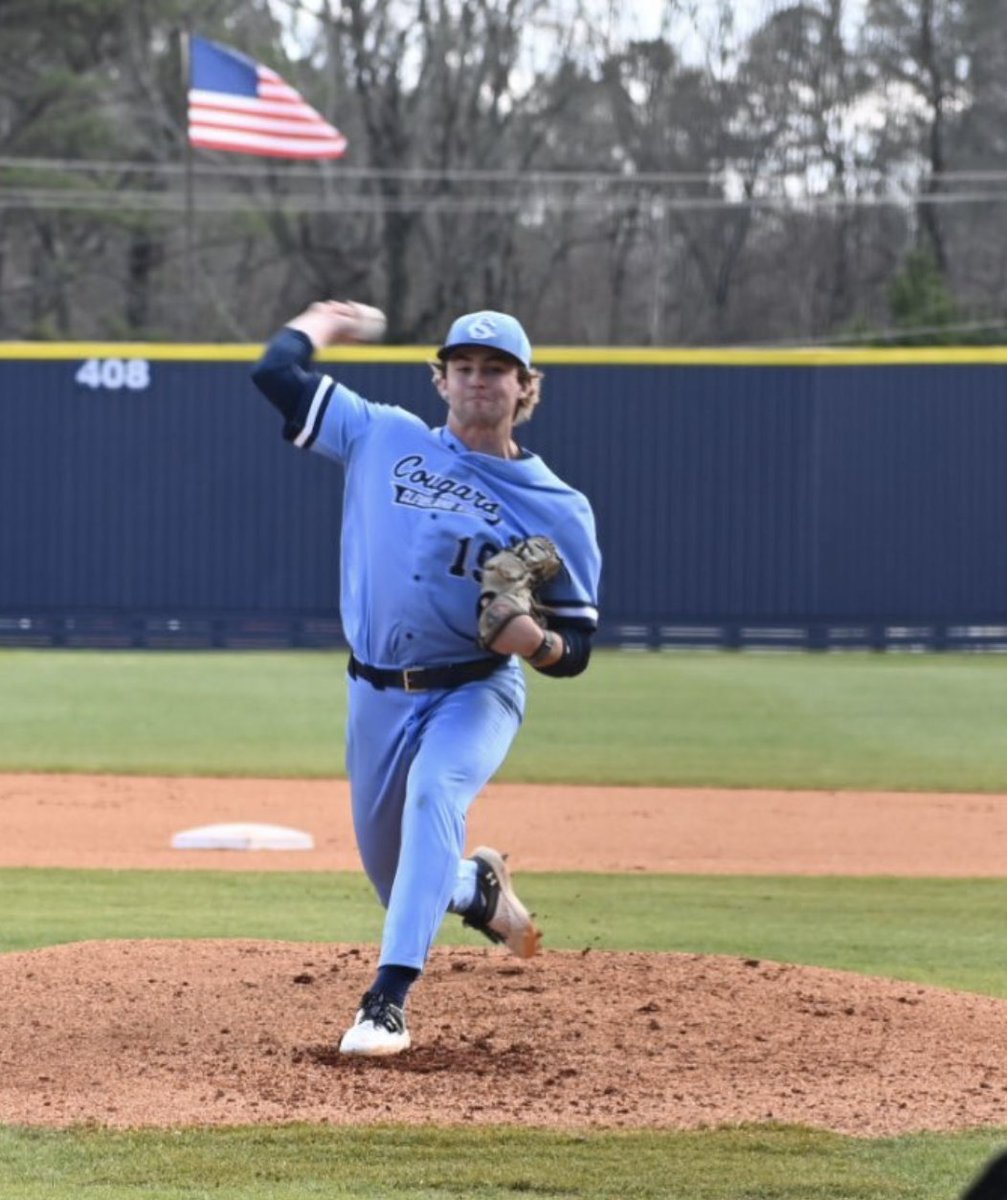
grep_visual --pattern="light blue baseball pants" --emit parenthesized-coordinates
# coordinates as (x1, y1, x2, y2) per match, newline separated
(345, 660, 526, 970)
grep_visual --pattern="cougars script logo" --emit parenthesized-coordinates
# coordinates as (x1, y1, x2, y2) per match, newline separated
(391, 455, 502, 526)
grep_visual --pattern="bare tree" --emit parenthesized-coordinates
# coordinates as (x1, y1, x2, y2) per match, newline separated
(734, 1, 878, 339)
(861, 0, 972, 274)
(306, 0, 609, 342)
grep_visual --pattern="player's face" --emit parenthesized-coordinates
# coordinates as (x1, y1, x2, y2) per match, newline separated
(438, 348, 528, 432)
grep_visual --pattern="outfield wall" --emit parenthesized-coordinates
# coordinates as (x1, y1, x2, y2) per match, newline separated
(2, 343, 1007, 650)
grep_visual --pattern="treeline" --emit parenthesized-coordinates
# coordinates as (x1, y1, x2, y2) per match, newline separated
(2, 0, 1007, 346)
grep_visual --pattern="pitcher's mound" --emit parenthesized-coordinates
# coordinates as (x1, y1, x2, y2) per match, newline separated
(2, 939, 1006, 1134)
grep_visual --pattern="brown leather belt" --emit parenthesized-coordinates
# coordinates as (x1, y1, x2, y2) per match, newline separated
(347, 653, 505, 693)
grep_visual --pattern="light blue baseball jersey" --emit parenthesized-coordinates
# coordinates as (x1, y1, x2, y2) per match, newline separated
(294, 377, 601, 667)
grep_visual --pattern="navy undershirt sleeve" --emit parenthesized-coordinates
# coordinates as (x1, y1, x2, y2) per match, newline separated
(250, 328, 324, 441)
(536, 624, 594, 678)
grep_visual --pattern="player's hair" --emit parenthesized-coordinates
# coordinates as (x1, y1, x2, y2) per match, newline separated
(430, 359, 544, 426)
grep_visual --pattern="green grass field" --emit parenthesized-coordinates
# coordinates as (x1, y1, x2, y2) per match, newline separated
(4, 647, 1007, 789)
(0, 1124, 1004, 1200)
(1, 648, 1006, 1198)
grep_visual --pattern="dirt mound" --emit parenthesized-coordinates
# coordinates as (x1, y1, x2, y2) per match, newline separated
(2, 938, 1006, 1135)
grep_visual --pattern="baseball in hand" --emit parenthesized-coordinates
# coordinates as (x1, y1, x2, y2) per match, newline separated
(346, 301, 387, 342)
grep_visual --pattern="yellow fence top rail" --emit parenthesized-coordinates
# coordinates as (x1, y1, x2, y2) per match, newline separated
(3, 341, 1007, 366)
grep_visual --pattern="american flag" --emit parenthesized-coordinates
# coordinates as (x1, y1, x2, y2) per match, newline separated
(187, 35, 347, 160)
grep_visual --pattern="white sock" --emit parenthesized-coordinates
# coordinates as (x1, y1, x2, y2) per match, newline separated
(447, 856, 478, 914)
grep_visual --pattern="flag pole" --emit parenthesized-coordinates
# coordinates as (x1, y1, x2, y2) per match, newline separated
(181, 28, 195, 313)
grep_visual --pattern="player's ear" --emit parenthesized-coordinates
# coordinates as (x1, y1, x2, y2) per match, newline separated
(514, 367, 542, 425)
(429, 361, 449, 400)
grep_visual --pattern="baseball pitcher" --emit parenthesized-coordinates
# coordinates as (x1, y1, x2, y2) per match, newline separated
(251, 302, 602, 1055)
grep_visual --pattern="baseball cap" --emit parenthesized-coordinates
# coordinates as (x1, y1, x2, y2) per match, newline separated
(437, 310, 532, 369)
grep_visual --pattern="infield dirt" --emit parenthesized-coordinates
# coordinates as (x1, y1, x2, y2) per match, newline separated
(2, 773, 1007, 1134)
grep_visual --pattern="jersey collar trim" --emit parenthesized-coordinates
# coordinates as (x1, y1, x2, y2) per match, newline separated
(436, 426, 532, 461)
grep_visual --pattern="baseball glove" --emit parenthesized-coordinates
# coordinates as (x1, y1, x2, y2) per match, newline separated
(477, 536, 564, 651)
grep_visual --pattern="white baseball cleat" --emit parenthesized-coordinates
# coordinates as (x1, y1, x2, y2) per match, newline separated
(338, 991, 411, 1056)
(464, 846, 542, 959)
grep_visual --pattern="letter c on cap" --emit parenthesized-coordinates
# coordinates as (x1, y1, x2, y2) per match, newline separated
(467, 315, 498, 339)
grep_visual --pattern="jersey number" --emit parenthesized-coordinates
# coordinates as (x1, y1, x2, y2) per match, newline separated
(448, 536, 497, 584)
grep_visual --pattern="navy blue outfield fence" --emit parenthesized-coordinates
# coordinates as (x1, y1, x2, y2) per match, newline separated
(2, 341, 1007, 652)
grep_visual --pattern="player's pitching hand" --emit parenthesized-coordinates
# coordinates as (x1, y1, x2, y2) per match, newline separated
(286, 300, 386, 348)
